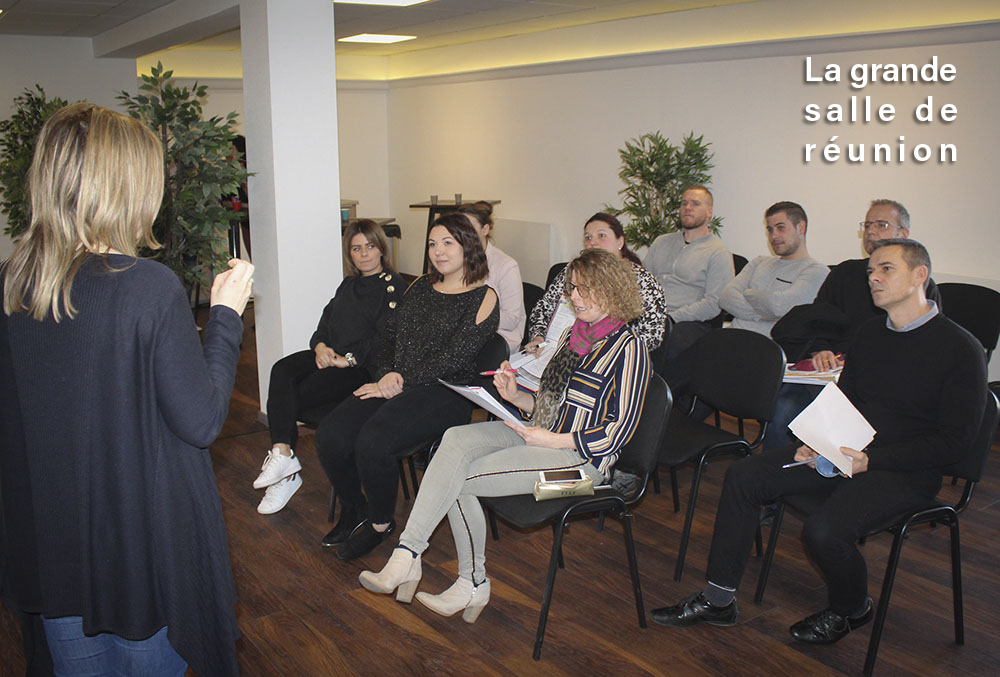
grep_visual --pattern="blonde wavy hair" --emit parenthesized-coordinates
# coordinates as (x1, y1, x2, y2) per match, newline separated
(565, 248, 643, 323)
(3, 103, 163, 321)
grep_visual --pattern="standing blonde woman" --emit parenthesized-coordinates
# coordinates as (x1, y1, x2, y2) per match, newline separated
(1, 103, 251, 675)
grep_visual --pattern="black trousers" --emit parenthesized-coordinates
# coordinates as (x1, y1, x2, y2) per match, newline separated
(706, 446, 941, 615)
(266, 350, 370, 449)
(314, 384, 474, 524)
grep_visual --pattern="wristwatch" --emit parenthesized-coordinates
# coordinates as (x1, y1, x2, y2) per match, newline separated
(345, 352, 357, 367)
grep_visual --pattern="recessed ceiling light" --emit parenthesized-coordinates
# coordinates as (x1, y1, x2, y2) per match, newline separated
(339, 34, 416, 44)
(333, 1, 432, 6)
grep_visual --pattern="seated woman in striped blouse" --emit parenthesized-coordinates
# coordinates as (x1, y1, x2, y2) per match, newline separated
(358, 248, 650, 623)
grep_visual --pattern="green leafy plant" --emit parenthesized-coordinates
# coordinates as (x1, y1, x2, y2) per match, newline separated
(607, 131, 723, 248)
(118, 62, 248, 285)
(0, 86, 69, 238)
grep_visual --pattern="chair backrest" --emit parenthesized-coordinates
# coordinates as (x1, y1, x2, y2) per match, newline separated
(733, 253, 749, 276)
(546, 262, 568, 290)
(937, 283, 1000, 359)
(942, 388, 999, 484)
(691, 328, 786, 421)
(615, 373, 672, 499)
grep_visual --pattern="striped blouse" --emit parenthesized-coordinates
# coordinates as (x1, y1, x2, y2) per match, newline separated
(547, 325, 651, 478)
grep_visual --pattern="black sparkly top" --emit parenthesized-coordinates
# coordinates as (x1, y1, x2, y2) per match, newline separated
(309, 271, 402, 371)
(375, 275, 499, 388)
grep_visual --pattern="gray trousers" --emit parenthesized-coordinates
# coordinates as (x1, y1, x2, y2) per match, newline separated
(398, 421, 603, 584)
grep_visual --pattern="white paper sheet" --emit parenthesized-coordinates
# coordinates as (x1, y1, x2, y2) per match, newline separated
(516, 297, 576, 391)
(787, 382, 876, 478)
(437, 379, 526, 427)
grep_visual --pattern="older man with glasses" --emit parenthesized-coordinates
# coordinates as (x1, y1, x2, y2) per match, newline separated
(765, 199, 942, 451)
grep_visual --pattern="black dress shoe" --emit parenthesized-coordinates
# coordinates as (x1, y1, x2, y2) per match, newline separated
(321, 511, 366, 548)
(337, 520, 396, 561)
(650, 592, 739, 628)
(789, 596, 873, 644)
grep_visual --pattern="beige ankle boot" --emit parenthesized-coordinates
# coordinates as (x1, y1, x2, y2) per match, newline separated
(359, 548, 422, 603)
(415, 577, 490, 623)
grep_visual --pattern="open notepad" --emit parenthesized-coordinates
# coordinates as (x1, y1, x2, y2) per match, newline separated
(515, 297, 576, 391)
(437, 379, 526, 427)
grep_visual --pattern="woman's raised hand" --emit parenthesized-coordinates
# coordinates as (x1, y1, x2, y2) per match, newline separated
(210, 259, 255, 316)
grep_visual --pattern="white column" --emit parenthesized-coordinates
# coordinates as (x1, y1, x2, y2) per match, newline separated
(240, 0, 342, 407)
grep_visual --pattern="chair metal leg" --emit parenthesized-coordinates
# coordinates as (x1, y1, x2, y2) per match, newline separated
(554, 523, 565, 569)
(754, 523, 763, 557)
(533, 520, 567, 660)
(950, 518, 964, 644)
(674, 461, 706, 582)
(408, 454, 420, 495)
(754, 502, 785, 604)
(622, 511, 647, 628)
(863, 523, 909, 676)
(596, 512, 606, 532)
(398, 459, 410, 500)
(488, 508, 500, 541)
(670, 467, 680, 513)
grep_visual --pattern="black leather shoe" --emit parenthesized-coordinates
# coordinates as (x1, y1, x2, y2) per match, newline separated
(650, 592, 739, 628)
(337, 520, 396, 561)
(789, 596, 873, 644)
(321, 510, 366, 548)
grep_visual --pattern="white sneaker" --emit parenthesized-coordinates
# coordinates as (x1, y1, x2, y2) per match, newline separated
(257, 473, 302, 514)
(253, 448, 302, 489)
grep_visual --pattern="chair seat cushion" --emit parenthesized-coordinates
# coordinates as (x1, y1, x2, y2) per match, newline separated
(783, 493, 950, 538)
(659, 411, 746, 466)
(481, 488, 622, 529)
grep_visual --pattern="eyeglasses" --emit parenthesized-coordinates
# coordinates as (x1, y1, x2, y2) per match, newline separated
(860, 220, 899, 232)
(564, 280, 591, 298)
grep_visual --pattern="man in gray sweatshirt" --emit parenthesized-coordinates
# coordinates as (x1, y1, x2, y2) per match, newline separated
(645, 185, 733, 390)
(719, 201, 829, 336)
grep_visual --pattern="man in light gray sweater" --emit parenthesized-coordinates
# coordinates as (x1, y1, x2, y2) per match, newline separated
(720, 201, 829, 336)
(644, 185, 733, 389)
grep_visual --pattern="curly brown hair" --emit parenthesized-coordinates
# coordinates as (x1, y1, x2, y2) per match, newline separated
(565, 248, 642, 323)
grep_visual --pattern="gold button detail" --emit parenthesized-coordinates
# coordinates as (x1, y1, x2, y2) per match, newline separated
(386, 285, 395, 293)
(389, 301, 397, 309)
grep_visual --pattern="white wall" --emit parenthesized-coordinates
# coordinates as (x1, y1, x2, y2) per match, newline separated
(384, 39, 999, 280)
(0, 35, 138, 259)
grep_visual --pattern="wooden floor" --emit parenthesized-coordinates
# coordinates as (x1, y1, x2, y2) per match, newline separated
(3, 310, 999, 676)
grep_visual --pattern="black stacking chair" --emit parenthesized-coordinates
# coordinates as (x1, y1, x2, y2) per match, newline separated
(753, 389, 999, 676)
(732, 253, 749, 276)
(938, 283, 1000, 360)
(545, 262, 567, 289)
(657, 328, 786, 581)
(522, 282, 545, 346)
(480, 374, 671, 660)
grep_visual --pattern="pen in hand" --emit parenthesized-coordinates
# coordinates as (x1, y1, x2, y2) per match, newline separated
(782, 459, 815, 469)
(480, 368, 517, 376)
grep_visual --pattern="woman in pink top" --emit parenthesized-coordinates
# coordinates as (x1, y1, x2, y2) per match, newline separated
(459, 202, 525, 352)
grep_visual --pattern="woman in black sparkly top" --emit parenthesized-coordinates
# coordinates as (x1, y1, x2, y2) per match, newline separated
(252, 220, 403, 515)
(316, 212, 500, 560)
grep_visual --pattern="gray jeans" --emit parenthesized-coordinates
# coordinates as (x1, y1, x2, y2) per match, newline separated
(398, 421, 603, 584)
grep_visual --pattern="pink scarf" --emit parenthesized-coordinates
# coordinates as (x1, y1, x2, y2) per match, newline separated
(567, 316, 625, 356)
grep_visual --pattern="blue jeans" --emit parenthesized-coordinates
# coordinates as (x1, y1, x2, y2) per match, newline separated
(42, 616, 186, 677)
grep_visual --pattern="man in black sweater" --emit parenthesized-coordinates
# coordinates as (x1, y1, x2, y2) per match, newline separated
(765, 199, 941, 449)
(651, 239, 987, 645)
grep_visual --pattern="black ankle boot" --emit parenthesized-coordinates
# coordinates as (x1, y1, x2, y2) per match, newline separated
(322, 504, 366, 548)
(337, 520, 396, 561)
